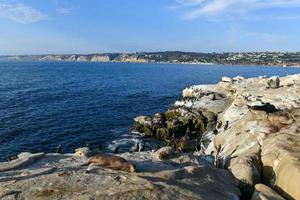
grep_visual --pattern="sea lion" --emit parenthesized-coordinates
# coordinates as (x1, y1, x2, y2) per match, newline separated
(84, 154, 136, 173)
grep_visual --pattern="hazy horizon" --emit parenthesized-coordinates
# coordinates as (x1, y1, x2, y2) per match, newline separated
(1, 0, 300, 55)
(1, 50, 300, 57)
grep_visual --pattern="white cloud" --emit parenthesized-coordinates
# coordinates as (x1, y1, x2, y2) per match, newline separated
(176, 0, 206, 6)
(57, 7, 72, 15)
(172, 0, 300, 20)
(0, 1, 47, 24)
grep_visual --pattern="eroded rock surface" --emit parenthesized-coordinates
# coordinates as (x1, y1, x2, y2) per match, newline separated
(133, 74, 300, 199)
(0, 152, 240, 200)
(2, 74, 299, 200)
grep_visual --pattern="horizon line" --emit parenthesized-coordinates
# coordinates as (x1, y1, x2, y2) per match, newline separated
(1, 50, 300, 57)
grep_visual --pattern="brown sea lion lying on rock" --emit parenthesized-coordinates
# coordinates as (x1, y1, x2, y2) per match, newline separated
(83, 154, 136, 173)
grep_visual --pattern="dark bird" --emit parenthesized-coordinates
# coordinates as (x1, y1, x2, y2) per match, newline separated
(217, 121, 222, 129)
(56, 145, 62, 154)
(224, 121, 229, 130)
(213, 129, 219, 135)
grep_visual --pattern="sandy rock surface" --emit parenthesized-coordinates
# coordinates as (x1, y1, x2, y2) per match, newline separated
(0, 151, 240, 200)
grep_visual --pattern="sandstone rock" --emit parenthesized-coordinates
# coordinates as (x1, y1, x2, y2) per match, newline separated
(182, 88, 194, 98)
(207, 93, 216, 100)
(227, 154, 261, 198)
(261, 112, 300, 200)
(233, 76, 245, 81)
(132, 73, 300, 199)
(267, 76, 280, 89)
(222, 77, 233, 83)
(0, 152, 241, 200)
(251, 184, 285, 200)
(0, 153, 44, 172)
(90, 55, 110, 62)
(76, 56, 88, 62)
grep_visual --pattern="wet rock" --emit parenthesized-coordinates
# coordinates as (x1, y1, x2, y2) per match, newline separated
(155, 128, 169, 139)
(267, 76, 280, 89)
(143, 126, 154, 137)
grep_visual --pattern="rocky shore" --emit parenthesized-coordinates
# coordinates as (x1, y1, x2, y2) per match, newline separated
(1, 74, 300, 200)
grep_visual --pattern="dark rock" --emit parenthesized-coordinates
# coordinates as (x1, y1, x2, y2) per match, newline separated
(248, 103, 279, 113)
(143, 126, 154, 137)
(132, 108, 208, 153)
(177, 136, 197, 152)
(113, 146, 120, 154)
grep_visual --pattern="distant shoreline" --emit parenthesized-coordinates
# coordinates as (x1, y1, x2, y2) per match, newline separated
(1, 51, 299, 68)
(0, 59, 299, 68)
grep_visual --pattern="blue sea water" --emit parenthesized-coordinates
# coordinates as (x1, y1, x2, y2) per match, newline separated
(0, 61, 300, 161)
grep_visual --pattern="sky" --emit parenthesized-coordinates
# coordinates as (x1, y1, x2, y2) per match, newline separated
(0, 0, 300, 55)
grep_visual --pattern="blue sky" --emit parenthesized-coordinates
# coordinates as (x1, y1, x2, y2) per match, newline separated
(0, 0, 300, 55)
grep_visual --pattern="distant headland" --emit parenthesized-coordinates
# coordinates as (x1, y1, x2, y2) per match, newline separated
(0, 51, 299, 67)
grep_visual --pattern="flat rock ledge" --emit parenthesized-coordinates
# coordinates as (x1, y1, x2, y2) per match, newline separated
(133, 74, 300, 200)
(0, 151, 240, 200)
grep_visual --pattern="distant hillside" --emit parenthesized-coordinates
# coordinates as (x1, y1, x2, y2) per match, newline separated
(0, 51, 299, 67)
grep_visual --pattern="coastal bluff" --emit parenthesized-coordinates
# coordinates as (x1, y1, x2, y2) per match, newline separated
(133, 74, 300, 200)
(1, 74, 300, 200)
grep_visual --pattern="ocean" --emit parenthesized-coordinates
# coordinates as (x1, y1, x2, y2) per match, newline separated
(1, 61, 299, 161)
